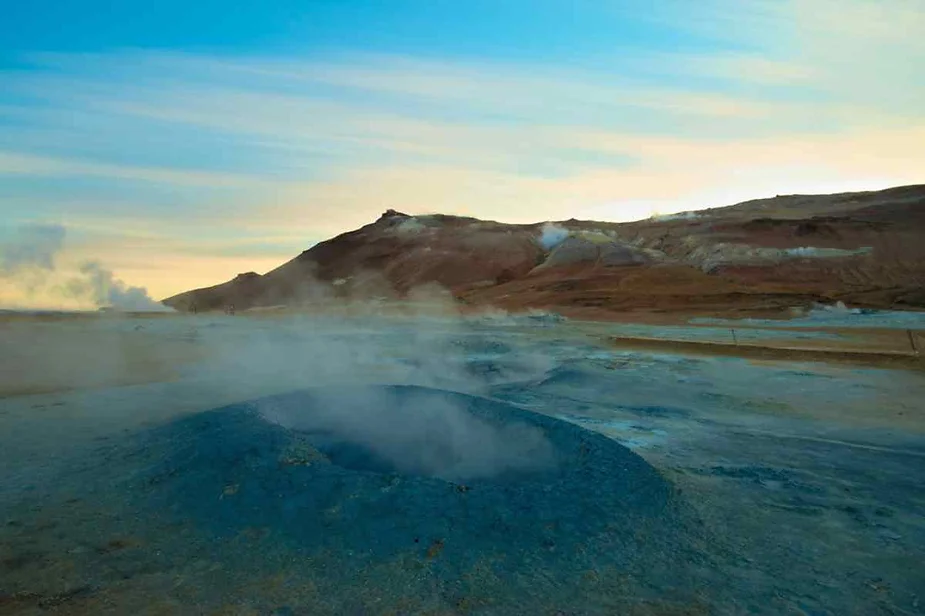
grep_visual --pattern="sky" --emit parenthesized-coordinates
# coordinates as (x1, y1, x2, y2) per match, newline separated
(1, 0, 924, 305)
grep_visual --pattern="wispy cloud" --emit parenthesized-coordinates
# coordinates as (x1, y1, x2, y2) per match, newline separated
(0, 151, 268, 187)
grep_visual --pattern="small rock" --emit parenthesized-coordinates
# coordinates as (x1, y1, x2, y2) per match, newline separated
(426, 539, 445, 559)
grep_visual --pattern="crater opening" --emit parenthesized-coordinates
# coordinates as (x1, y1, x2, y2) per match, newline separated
(138, 385, 681, 586)
(259, 386, 559, 482)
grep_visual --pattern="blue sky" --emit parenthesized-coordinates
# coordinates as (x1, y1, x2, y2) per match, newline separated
(0, 1, 735, 62)
(1, 0, 923, 304)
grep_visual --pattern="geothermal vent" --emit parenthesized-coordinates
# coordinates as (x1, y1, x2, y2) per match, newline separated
(129, 385, 710, 609)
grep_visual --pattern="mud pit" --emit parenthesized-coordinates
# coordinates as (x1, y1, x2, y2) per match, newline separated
(1, 312, 924, 614)
(116, 386, 711, 612)
(256, 387, 559, 481)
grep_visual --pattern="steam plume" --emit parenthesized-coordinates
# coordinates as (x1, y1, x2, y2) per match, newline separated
(0, 223, 169, 311)
(0, 223, 66, 274)
(539, 223, 569, 250)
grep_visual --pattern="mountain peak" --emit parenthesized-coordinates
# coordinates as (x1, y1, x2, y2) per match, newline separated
(378, 209, 410, 222)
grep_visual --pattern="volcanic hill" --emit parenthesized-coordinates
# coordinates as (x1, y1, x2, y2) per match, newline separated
(163, 185, 925, 318)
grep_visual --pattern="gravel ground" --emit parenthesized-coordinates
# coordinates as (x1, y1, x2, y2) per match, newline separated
(1, 312, 924, 614)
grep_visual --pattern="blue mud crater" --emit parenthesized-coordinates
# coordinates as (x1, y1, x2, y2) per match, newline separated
(129, 386, 693, 582)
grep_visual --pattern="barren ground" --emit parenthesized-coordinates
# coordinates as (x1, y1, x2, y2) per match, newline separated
(1, 310, 924, 614)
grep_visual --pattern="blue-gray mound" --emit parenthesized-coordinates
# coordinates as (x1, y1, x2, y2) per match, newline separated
(128, 386, 705, 602)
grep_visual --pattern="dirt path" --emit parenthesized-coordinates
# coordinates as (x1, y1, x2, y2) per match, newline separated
(609, 335, 925, 372)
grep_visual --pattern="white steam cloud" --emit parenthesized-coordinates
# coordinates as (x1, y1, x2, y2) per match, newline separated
(539, 223, 569, 250)
(0, 224, 66, 274)
(64, 261, 171, 312)
(262, 386, 556, 481)
(0, 223, 170, 311)
(0, 305, 563, 488)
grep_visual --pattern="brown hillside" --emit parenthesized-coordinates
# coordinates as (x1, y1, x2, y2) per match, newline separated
(163, 185, 925, 318)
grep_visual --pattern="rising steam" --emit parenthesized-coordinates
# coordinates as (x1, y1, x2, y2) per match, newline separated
(63, 261, 170, 312)
(538, 223, 569, 250)
(0, 224, 66, 273)
(261, 386, 557, 481)
(0, 223, 169, 311)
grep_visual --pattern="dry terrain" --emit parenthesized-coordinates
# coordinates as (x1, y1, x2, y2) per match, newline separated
(165, 184, 925, 318)
(1, 310, 925, 613)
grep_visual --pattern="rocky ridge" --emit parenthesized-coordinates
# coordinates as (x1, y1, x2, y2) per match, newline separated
(163, 184, 925, 317)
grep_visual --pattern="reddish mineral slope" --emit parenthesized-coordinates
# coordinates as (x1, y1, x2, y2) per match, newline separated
(163, 186, 925, 318)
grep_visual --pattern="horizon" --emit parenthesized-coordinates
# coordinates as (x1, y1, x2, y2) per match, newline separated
(1, 1, 924, 306)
